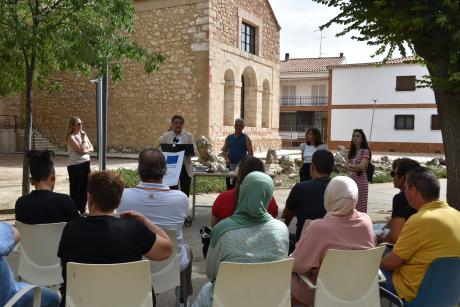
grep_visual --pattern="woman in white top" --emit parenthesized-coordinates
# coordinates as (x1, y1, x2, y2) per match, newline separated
(66, 117, 93, 214)
(299, 128, 328, 181)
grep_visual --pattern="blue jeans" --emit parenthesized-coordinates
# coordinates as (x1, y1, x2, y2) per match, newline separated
(1, 258, 59, 307)
(15, 286, 59, 307)
(380, 267, 398, 295)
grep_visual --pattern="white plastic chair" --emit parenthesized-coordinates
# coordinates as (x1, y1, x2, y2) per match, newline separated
(212, 258, 294, 307)
(15, 221, 66, 286)
(4, 285, 41, 307)
(299, 245, 386, 307)
(66, 260, 153, 307)
(148, 229, 181, 307)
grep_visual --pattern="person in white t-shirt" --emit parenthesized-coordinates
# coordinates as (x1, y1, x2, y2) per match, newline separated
(66, 116, 94, 214)
(118, 148, 192, 304)
(299, 128, 327, 181)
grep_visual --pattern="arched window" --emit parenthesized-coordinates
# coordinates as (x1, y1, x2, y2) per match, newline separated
(241, 67, 257, 127)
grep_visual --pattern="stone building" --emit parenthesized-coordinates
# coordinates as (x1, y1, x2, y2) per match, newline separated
(0, 0, 281, 153)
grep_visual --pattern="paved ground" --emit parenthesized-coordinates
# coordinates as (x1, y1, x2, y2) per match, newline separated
(0, 153, 447, 306)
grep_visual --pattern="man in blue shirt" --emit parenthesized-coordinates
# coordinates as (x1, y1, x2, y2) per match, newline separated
(222, 118, 254, 189)
(0, 222, 59, 306)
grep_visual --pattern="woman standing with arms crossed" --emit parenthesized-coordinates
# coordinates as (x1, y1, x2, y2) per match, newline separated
(346, 129, 371, 213)
(299, 128, 327, 181)
(66, 117, 93, 214)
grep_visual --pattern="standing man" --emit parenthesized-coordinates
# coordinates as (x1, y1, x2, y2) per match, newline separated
(118, 148, 193, 304)
(380, 167, 460, 303)
(222, 118, 254, 190)
(157, 115, 197, 197)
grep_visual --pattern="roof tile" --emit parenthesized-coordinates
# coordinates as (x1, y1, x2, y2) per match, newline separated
(280, 57, 346, 73)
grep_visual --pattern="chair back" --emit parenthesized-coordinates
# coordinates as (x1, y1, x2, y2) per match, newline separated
(212, 258, 294, 307)
(148, 229, 181, 293)
(15, 221, 66, 286)
(314, 245, 385, 307)
(66, 260, 153, 307)
(404, 257, 460, 307)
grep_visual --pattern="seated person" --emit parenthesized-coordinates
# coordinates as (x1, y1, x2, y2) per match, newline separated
(119, 148, 192, 303)
(58, 171, 173, 307)
(211, 156, 278, 226)
(380, 167, 460, 303)
(282, 150, 334, 244)
(291, 176, 375, 306)
(193, 172, 289, 307)
(15, 150, 80, 224)
(0, 222, 59, 307)
(376, 158, 419, 244)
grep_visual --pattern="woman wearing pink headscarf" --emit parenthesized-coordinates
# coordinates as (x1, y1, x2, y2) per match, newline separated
(290, 176, 375, 306)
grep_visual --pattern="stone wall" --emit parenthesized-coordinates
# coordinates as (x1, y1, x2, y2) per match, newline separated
(18, 0, 210, 151)
(208, 0, 281, 151)
(1, 0, 281, 153)
(209, 0, 280, 63)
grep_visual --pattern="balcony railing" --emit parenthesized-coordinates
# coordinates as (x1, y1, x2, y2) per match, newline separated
(280, 96, 328, 106)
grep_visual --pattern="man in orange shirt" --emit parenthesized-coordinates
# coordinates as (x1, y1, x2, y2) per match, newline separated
(380, 167, 460, 302)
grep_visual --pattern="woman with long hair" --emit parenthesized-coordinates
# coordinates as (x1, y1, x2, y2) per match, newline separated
(299, 128, 327, 181)
(66, 117, 93, 214)
(346, 129, 371, 213)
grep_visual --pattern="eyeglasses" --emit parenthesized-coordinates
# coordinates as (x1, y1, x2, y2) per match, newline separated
(173, 137, 179, 144)
(390, 170, 397, 177)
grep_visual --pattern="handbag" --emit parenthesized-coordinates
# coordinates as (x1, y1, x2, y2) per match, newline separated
(199, 226, 212, 258)
(357, 149, 374, 182)
(367, 162, 375, 182)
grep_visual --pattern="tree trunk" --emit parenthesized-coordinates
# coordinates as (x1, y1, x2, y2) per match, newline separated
(21, 68, 33, 195)
(433, 89, 460, 210)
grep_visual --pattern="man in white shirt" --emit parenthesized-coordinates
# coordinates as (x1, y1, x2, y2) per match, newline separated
(118, 148, 192, 304)
(156, 115, 197, 197)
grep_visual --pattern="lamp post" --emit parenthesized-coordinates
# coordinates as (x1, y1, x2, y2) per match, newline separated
(369, 99, 377, 146)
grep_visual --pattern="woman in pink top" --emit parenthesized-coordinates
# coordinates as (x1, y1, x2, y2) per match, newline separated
(290, 176, 375, 306)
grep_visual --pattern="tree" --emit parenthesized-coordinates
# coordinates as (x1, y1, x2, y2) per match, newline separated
(313, 0, 460, 209)
(0, 0, 164, 195)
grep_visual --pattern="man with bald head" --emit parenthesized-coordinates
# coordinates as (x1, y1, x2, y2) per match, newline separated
(118, 148, 193, 304)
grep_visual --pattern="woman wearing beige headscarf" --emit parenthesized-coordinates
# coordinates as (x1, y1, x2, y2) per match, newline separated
(290, 176, 375, 306)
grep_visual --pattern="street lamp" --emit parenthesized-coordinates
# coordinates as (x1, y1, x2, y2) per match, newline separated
(369, 99, 378, 146)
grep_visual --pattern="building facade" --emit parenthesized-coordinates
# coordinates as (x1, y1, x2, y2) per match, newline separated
(0, 0, 281, 153)
(328, 57, 443, 153)
(279, 54, 345, 148)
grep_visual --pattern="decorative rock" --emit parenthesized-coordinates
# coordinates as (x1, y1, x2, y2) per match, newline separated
(196, 135, 218, 164)
(278, 155, 295, 174)
(294, 158, 302, 167)
(380, 156, 390, 163)
(426, 158, 440, 167)
(265, 163, 283, 175)
(265, 148, 278, 164)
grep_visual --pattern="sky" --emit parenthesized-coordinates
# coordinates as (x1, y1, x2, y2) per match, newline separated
(268, 0, 405, 63)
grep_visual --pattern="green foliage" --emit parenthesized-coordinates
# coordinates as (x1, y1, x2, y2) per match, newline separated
(115, 168, 227, 194)
(115, 168, 140, 188)
(0, 0, 165, 95)
(312, 0, 460, 92)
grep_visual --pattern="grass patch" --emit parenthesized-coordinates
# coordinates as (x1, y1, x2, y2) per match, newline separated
(115, 166, 446, 193)
(115, 168, 226, 194)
